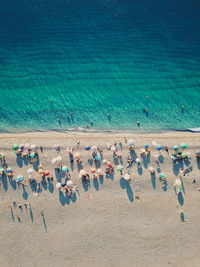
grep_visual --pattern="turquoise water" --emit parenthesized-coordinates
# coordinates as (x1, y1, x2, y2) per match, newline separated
(0, 0, 200, 132)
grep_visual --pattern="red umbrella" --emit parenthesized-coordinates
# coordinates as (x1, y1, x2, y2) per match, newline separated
(44, 170, 50, 176)
(106, 161, 112, 167)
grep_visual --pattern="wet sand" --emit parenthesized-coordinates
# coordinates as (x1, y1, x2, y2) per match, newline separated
(0, 131, 200, 267)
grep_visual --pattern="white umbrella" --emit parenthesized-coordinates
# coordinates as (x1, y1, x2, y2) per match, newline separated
(106, 143, 111, 149)
(56, 156, 62, 162)
(79, 169, 86, 177)
(103, 159, 107, 164)
(30, 144, 37, 150)
(97, 168, 103, 175)
(56, 182, 61, 189)
(175, 179, 181, 187)
(74, 152, 80, 159)
(154, 155, 159, 160)
(124, 173, 131, 181)
(127, 139, 134, 146)
(136, 158, 141, 163)
(24, 143, 30, 149)
(51, 157, 57, 164)
(140, 148, 145, 153)
(27, 168, 34, 175)
(111, 145, 116, 152)
(67, 180, 73, 187)
(149, 166, 155, 173)
(91, 145, 97, 152)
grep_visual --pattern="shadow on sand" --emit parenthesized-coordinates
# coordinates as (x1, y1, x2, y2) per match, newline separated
(120, 178, 134, 202)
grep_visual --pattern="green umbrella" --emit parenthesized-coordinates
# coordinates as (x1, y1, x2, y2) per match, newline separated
(62, 166, 68, 172)
(181, 143, 187, 149)
(30, 152, 35, 158)
(0, 168, 5, 174)
(12, 144, 19, 150)
(117, 165, 123, 172)
(17, 175, 23, 182)
(182, 153, 187, 158)
(160, 173, 165, 179)
(172, 152, 177, 157)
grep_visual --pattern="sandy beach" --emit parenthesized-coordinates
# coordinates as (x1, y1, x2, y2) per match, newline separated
(0, 131, 200, 267)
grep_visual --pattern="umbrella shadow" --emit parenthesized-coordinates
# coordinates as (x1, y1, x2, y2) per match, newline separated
(130, 150, 137, 160)
(119, 143, 123, 150)
(181, 179, 186, 195)
(30, 180, 37, 192)
(141, 155, 149, 169)
(113, 155, 119, 166)
(59, 191, 68, 206)
(48, 180, 54, 193)
(77, 162, 83, 172)
(183, 158, 190, 166)
(42, 216, 47, 233)
(94, 160, 101, 169)
(120, 178, 126, 189)
(173, 161, 183, 176)
(70, 160, 74, 171)
(70, 194, 77, 203)
(23, 157, 29, 166)
(88, 158, 93, 166)
(82, 179, 90, 191)
(55, 168, 64, 182)
(137, 167, 143, 175)
(120, 178, 134, 202)
(100, 152, 104, 161)
(9, 178, 16, 190)
(33, 156, 40, 171)
(106, 173, 114, 180)
(22, 185, 28, 200)
(197, 158, 200, 170)
(99, 175, 104, 184)
(178, 192, 184, 206)
(159, 155, 164, 164)
(93, 178, 99, 191)
(151, 173, 156, 189)
(16, 154, 23, 168)
(41, 180, 47, 190)
(29, 208, 34, 222)
(2, 175, 8, 191)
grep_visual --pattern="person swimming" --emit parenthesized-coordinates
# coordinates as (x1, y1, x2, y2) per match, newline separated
(137, 121, 140, 127)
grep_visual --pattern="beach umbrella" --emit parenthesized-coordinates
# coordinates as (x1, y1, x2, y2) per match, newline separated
(175, 179, 181, 187)
(74, 152, 80, 159)
(0, 152, 5, 158)
(106, 161, 112, 167)
(172, 152, 177, 157)
(103, 159, 107, 164)
(56, 156, 62, 163)
(62, 166, 68, 172)
(97, 168, 103, 175)
(27, 168, 34, 175)
(0, 168, 4, 174)
(61, 181, 66, 187)
(195, 150, 200, 155)
(17, 175, 23, 182)
(149, 166, 155, 173)
(144, 144, 149, 149)
(80, 169, 86, 177)
(117, 165, 123, 172)
(156, 144, 162, 151)
(90, 167, 96, 174)
(24, 143, 30, 149)
(30, 152, 35, 158)
(94, 154, 101, 161)
(181, 143, 187, 149)
(38, 169, 44, 175)
(56, 183, 61, 189)
(160, 173, 165, 179)
(136, 158, 141, 163)
(182, 153, 187, 158)
(44, 170, 50, 176)
(140, 148, 145, 154)
(67, 180, 73, 187)
(173, 145, 179, 151)
(30, 144, 37, 150)
(111, 145, 116, 152)
(91, 145, 97, 152)
(53, 144, 58, 149)
(6, 167, 12, 173)
(124, 173, 131, 181)
(85, 145, 91, 150)
(127, 139, 134, 146)
(12, 144, 19, 150)
(51, 157, 57, 164)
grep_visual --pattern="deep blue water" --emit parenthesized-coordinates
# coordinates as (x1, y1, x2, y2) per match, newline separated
(0, 0, 200, 132)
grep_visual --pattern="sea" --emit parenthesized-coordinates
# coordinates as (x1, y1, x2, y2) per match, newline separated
(0, 0, 200, 133)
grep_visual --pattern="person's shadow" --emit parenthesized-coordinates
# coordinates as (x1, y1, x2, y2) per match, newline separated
(130, 150, 137, 160)
(159, 155, 164, 164)
(99, 175, 104, 185)
(29, 208, 34, 222)
(88, 158, 93, 166)
(151, 173, 156, 189)
(82, 179, 90, 191)
(138, 167, 143, 175)
(42, 215, 47, 233)
(180, 211, 185, 222)
(162, 181, 168, 192)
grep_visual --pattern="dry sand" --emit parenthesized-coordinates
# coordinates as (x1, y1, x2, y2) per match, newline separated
(0, 131, 200, 267)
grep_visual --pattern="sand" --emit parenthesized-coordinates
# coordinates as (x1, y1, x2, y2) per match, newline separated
(0, 131, 200, 267)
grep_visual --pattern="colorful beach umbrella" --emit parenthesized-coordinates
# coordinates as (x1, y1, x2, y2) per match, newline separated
(62, 166, 68, 172)
(79, 169, 86, 177)
(97, 168, 103, 175)
(90, 167, 96, 174)
(111, 145, 116, 152)
(6, 167, 12, 173)
(103, 159, 107, 164)
(149, 166, 155, 173)
(136, 158, 141, 163)
(156, 144, 162, 151)
(106, 161, 112, 167)
(51, 157, 57, 164)
(173, 145, 179, 151)
(94, 154, 101, 161)
(127, 139, 134, 146)
(195, 150, 200, 155)
(30, 144, 37, 150)
(160, 173, 165, 179)
(12, 144, 19, 150)
(181, 143, 187, 149)
(56, 183, 61, 189)
(30, 152, 35, 158)
(117, 165, 123, 172)
(0, 168, 5, 174)
(44, 170, 50, 176)
(56, 156, 62, 163)
(124, 173, 131, 181)
(38, 169, 44, 175)
(74, 152, 80, 159)
(85, 145, 91, 150)
(67, 180, 73, 187)
(27, 168, 34, 175)
(17, 175, 23, 182)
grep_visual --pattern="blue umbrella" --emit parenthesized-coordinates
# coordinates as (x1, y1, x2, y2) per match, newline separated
(156, 144, 162, 151)
(95, 155, 101, 161)
(85, 145, 91, 151)
(173, 145, 179, 151)
(6, 167, 12, 173)
(195, 150, 200, 155)
(144, 144, 149, 149)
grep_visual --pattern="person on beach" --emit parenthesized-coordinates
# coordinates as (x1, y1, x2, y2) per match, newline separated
(40, 146, 43, 153)
(124, 137, 127, 143)
(144, 107, 148, 114)
(137, 121, 140, 127)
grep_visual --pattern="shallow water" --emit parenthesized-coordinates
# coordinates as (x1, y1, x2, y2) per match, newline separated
(0, 0, 200, 132)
